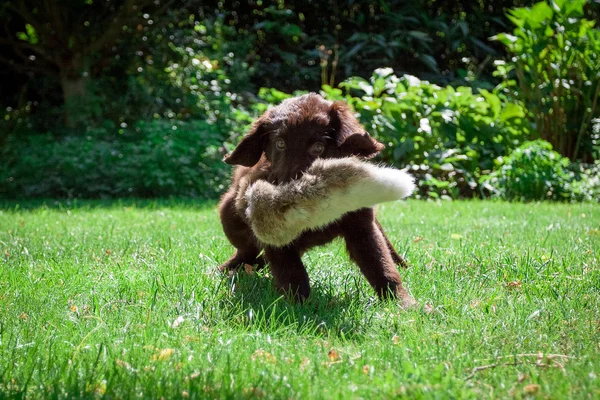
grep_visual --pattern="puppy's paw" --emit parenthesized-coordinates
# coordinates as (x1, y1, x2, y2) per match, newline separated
(398, 293, 420, 310)
(277, 283, 311, 303)
(399, 295, 435, 314)
(217, 262, 237, 277)
(218, 260, 235, 272)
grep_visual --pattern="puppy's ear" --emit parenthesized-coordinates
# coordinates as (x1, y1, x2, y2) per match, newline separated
(340, 132, 385, 158)
(330, 101, 384, 159)
(223, 119, 268, 167)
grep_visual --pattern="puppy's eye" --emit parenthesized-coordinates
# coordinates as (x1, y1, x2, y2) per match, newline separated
(275, 138, 286, 150)
(311, 142, 325, 155)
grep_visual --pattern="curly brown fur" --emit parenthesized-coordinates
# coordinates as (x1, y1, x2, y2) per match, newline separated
(218, 93, 416, 308)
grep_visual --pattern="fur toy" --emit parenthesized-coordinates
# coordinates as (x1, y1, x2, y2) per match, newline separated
(237, 157, 415, 247)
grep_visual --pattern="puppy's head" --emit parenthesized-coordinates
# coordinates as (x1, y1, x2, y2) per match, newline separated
(224, 93, 384, 184)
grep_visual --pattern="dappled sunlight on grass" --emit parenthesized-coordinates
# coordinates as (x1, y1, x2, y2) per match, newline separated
(1, 200, 599, 398)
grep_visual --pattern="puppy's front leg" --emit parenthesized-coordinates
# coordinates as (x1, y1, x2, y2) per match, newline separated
(342, 210, 417, 309)
(264, 246, 310, 302)
(218, 190, 265, 272)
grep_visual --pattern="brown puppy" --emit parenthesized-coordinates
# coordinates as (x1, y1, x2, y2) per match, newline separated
(218, 93, 416, 308)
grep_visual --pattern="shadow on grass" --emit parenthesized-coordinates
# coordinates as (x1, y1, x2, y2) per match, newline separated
(219, 268, 378, 340)
(0, 198, 217, 211)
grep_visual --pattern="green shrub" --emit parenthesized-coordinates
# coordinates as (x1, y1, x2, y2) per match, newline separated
(492, 0, 600, 161)
(0, 120, 235, 199)
(322, 68, 532, 199)
(483, 139, 580, 201)
(569, 161, 600, 203)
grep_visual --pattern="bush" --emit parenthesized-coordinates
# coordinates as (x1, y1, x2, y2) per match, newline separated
(322, 68, 532, 199)
(0, 120, 236, 199)
(492, 0, 600, 161)
(569, 161, 600, 203)
(483, 139, 593, 201)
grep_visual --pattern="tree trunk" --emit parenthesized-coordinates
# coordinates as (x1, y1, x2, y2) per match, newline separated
(59, 56, 88, 129)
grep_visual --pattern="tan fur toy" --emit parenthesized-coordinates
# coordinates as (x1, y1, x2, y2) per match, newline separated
(237, 157, 415, 247)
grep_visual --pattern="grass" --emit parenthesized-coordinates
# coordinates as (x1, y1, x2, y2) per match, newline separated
(0, 199, 599, 399)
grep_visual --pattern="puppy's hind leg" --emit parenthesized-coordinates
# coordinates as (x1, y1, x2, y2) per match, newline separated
(376, 219, 409, 269)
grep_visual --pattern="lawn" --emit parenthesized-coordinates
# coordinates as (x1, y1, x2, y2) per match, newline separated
(0, 199, 599, 399)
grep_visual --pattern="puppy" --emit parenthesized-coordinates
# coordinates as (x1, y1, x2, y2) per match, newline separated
(218, 93, 416, 308)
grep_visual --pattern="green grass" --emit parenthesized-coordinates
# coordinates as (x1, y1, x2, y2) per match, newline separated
(1, 199, 599, 399)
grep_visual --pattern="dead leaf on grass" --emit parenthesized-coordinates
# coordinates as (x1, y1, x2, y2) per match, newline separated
(299, 358, 310, 371)
(328, 349, 340, 362)
(243, 387, 265, 398)
(517, 373, 528, 384)
(187, 371, 201, 381)
(251, 349, 276, 364)
(152, 348, 175, 361)
(506, 281, 522, 290)
(523, 384, 540, 395)
(116, 359, 132, 370)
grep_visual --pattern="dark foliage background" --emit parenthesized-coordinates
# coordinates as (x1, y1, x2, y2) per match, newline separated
(1, 0, 599, 201)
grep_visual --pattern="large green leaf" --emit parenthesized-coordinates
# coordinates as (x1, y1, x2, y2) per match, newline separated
(526, 2, 554, 29)
(500, 103, 526, 122)
(479, 89, 501, 120)
(489, 33, 518, 47)
(418, 54, 440, 73)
